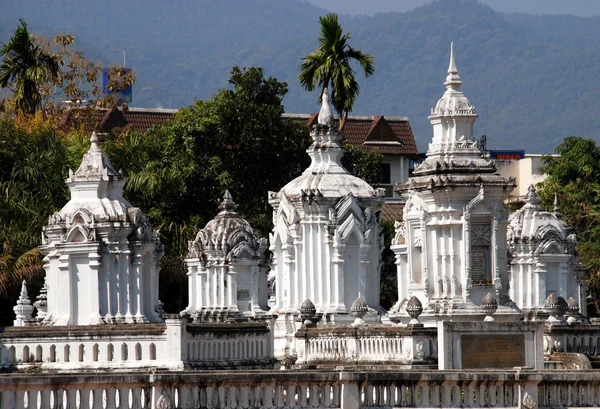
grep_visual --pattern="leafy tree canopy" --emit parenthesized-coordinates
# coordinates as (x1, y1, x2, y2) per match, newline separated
(0, 112, 69, 308)
(299, 13, 374, 131)
(1, 20, 136, 118)
(0, 19, 60, 114)
(538, 136, 600, 313)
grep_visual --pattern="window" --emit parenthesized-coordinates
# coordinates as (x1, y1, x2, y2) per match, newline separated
(379, 163, 391, 184)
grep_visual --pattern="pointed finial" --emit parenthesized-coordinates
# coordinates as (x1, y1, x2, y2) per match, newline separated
(318, 87, 334, 127)
(444, 42, 462, 89)
(14, 280, 33, 326)
(524, 185, 541, 207)
(90, 131, 100, 151)
(448, 42, 457, 73)
(20, 280, 28, 298)
(218, 190, 238, 213)
(553, 193, 562, 218)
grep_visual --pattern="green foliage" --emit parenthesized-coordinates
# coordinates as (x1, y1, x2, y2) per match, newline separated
(0, 20, 60, 114)
(340, 140, 383, 184)
(128, 67, 311, 238)
(0, 115, 69, 306)
(299, 13, 374, 131)
(538, 136, 600, 313)
(379, 220, 398, 310)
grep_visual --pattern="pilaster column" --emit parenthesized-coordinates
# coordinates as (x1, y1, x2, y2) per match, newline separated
(131, 247, 144, 322)
(291, 226, 300, 309)
(333, 242, 346, 311)
(431, 227, 440, 299)
(283, 243, 293, 307)
(58, 253, 70, 325)
(492, 218, 502, 295)
(198, 265, 207, 309)
(122, 248, 134, 323)
(227, 265, 238, 312)
(251, 265, 259, 312)
(88, 250, 103, 325)
(184, 261, 196, 314)
(114, 251, 123, 322)
(219, 263, 227, 309)
(359, 244, 370, 300)
(463, 215, 472, 298)
(392, 246, 408, 302)
(534, 260, 546, 309)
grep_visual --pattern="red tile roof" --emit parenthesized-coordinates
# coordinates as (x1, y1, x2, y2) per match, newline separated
(284, 113, 418, 156)
(59, 108, 418, 157)
(59, 107, 178, 133)
(123, 109, 177, 132)
(380, 203, 404, 222)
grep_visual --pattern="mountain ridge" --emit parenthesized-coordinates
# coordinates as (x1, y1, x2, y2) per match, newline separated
(1, 0, 599, 152)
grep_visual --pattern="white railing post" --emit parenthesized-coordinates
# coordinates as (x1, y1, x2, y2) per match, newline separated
(165, 314, 187, 369)
(340, 373, 360, 409)
(518, 375, 542, 409)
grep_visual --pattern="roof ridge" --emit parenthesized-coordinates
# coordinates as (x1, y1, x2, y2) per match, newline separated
(283, 113, 410, 122)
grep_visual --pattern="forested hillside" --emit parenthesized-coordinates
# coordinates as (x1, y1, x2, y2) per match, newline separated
(2, 0, 599, 152)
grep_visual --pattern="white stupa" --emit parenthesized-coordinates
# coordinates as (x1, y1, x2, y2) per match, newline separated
(40, 132, 164, 326)
(268, 88, 386, 357)
(391, 43, 519, 323)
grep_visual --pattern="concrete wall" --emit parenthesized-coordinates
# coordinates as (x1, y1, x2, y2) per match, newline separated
(495, 154, 554, 202)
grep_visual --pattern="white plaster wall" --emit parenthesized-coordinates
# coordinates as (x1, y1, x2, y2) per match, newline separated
(381, 155, 409, 198)
(495, 155, 550, 200)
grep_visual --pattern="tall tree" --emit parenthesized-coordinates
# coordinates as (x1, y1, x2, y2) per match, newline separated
(299, 13, 375, 132)
(538, 136, 600, 314)
(0, 114, 69, 326)
(0, 20, 60, 114)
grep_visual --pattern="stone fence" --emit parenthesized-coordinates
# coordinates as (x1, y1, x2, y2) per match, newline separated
(0, 317, 274, 371)
(545, 324, 600, 355)
(0, 370, 599, 409)
(294, 325, 437, 368)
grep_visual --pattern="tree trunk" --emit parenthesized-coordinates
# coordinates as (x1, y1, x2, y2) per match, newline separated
(338, 110, 348, 133)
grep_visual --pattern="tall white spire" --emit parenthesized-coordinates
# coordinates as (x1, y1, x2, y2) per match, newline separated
(422, 42, 478, 160)
(445, 42, 462, 90)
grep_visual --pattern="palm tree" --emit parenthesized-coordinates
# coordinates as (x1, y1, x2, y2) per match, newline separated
(0, 19, 60, 114)
(299, 13, 375, 132)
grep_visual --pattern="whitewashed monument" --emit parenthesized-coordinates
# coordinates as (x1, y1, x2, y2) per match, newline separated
(391, 43, 519, 322)
(183, 191, 269, 321)
(268, 88, 386, 356)
(39, 132, 164, 326)
(507, 185, 584, 318)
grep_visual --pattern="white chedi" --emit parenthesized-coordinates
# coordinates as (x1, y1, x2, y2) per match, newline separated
(268, 89, 385, 358)
(392, 44, 518, 323)
(40, 132, 164, 326)
(183, 191, 269, 321)
(507, 185, 583, 317)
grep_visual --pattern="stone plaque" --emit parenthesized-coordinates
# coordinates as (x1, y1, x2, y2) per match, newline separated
(237, 289, 250, 300)
(471, 247, 487, 282)
(460, 334, 525, 368)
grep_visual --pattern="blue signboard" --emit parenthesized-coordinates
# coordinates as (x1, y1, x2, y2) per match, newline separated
(102, 67, 133, 104)
(489, 150, 525, 160)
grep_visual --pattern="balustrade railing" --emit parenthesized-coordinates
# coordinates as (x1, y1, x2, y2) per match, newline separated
(0, 319, 273, 370)
(0, 370, 597, 409)
(544, 325, 600, 358)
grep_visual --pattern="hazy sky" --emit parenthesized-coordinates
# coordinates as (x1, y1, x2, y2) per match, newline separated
(304, 0, 600, 17)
